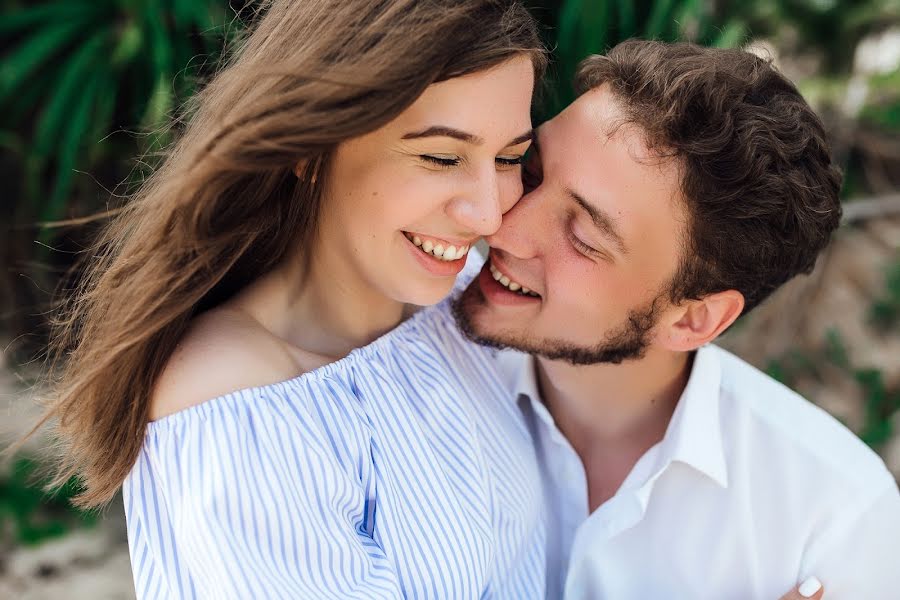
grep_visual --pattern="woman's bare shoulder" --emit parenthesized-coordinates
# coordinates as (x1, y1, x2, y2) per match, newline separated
(149, 308, 301, 422)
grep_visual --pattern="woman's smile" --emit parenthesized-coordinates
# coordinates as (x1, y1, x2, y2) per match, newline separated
(402, 231, 473, 261)
(402, 230, 473, 276)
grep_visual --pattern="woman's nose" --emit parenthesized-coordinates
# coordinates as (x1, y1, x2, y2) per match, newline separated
(447, 168, 503, 236)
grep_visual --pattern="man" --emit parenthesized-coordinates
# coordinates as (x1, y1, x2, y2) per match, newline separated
(454, 40, 900, 598)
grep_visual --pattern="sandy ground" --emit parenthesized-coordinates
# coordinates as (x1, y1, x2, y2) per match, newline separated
(0, 523, 134, 600)
(0, 351, 135, 599)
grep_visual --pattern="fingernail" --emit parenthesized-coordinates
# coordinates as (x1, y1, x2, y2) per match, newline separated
(799, 576, 822, 597)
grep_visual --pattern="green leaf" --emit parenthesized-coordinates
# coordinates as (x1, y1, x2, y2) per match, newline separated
(141, 72, 174, 129)
(556, 0, 610, 108)
(37, 72, 103, 236)
(644, 0, 680, 40)
(710, 21, 747, 49)
(616, 0, 636, 39)
(111, 20, 144, 66)
(135, 2, 176, 128)
(144, 3, 174, 81)
(579, 0, 610, 56)
(0, 18, 87, 105)
(557, 0, 586, 63)
(823, 328, 851, 369)
(90, 72, 119, 157)
(673, 0, 704, 41)
(0, 130, 23, 154)
(764, 359, 788, 384)
(0, 0, 93, 36)
(170, 0, 225, 34)
(0, 63, 55, 125)
(33, 29, 109, 158)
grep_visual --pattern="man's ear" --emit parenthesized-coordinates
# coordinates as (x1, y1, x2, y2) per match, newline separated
(658, 290, 745, 352)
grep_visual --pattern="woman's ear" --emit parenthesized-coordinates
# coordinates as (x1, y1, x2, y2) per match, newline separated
(293, 159, 308, 180)
(294, 156, 324, 184)
(658, 290, 745, 352)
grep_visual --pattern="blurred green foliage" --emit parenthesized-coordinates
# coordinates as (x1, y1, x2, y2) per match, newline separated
(2, 0, 897, 251)
(870, 257, 900, 331)
(765, 327, 900, 451)
(860, 69, 900, 132)
(1, 0, 240, 243)
(1, 455, 97, 546)
(765, 0, 900, 74)
(530, 0, 752, 115)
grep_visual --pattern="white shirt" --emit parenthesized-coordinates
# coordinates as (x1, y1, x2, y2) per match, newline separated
(499, 344, 900, 599)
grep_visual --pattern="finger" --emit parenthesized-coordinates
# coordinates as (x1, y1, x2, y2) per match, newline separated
(779, 576, 824, 600)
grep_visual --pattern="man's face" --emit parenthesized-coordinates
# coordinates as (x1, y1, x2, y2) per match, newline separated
(454, 85, 687, 364)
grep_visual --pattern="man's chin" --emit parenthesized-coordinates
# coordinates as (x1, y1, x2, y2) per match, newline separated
(451, 280, 657, 366)
(451, 282, 515, 350)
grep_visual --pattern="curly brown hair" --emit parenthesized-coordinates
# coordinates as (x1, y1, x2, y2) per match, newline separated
(575, 39, 843, 315)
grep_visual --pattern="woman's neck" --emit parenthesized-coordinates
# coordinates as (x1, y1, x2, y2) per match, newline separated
(231, 245, 407, 361)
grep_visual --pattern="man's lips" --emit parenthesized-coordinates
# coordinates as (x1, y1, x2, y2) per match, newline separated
(487, 262, 539, 296)
(487, 253, 541, 297)
(477, 261, 541, 307)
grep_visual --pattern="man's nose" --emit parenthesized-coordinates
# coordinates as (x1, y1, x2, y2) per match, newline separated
(486, 187, 541, 259)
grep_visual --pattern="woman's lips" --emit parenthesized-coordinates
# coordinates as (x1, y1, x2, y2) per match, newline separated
(403, 231, 473, 262)
(403, 232, 469, 276)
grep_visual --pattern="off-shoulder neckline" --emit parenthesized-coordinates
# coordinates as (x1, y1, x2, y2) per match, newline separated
(146, 297, 445, 431)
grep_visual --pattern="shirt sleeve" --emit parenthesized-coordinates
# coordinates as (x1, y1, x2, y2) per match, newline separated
(798, 477, 900, 597)
(128, 402, 403, 600)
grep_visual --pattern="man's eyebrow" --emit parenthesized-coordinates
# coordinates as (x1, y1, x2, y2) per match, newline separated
(568, 189, 628, 255)
(401, 126, 534, 147)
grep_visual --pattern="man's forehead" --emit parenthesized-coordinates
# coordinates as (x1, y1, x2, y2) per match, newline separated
(533, 88, 687, 255)
(539, 90, 668, 169)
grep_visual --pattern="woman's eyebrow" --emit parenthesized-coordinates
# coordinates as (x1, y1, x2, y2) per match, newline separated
(507, 130, 534, 146)
(402, 126, 533, 147)
(403, 126, 482, 144)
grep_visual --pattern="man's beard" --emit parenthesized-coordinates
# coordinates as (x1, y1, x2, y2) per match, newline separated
(451, 280, 663, 366)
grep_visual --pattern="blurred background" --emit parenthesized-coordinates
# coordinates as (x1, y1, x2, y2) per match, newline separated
(1, 0, 899, 597)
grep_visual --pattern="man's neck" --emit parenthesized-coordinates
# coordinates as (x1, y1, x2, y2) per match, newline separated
(536, 348, 694, 509)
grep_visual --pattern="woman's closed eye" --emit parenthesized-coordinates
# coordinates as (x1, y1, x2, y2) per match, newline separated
(421, 154, 460, 168)
(419, 154, 525, 169)
(495, 155, 524, 167)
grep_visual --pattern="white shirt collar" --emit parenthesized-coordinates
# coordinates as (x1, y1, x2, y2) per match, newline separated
(656, 345, 728, 488)
(504, 345, 729, 490)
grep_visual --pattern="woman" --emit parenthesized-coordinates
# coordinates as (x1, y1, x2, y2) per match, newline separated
(22, 0, 547, 597)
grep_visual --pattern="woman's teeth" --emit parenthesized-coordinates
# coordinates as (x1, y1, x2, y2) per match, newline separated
(490, 263, 539, 297)
(406, 233, 469, 262)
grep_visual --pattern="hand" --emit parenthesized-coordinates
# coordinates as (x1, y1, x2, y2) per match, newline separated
(779, 577, 824, 600)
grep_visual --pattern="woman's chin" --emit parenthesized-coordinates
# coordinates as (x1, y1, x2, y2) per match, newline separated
(397, 280, 457, 308)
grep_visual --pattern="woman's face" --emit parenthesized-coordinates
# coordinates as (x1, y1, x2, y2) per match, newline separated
(317, 55, 535, 306)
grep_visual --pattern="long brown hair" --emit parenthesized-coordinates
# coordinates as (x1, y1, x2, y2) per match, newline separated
(10, 0, 546, 509)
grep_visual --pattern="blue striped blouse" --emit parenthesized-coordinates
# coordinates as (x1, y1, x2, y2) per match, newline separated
(122, 267, 547, 599)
